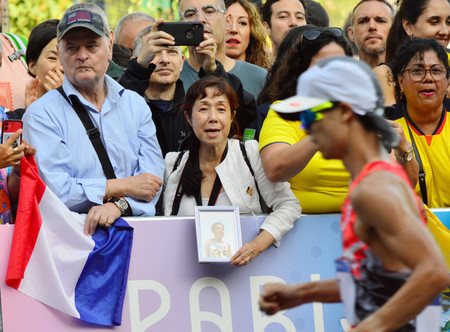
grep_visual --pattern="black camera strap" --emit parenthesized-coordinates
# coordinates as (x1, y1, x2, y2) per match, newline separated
(401, 103, 427, 205)
(57, 87, 117, 179)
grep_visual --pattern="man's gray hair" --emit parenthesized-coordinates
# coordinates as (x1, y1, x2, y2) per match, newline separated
(178, 0, 226, 19)
(133, 25, 181, 58)
(114, 12, 156, 43)
(62, 3, 110, 33)
(350, 0, 395, 27)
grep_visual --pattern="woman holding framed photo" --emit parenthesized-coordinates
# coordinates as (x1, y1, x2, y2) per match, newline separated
(162, 76, 301, 266)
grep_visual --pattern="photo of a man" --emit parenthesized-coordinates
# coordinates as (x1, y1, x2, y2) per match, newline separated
(205, 222, 232, 258)
(195, 207, 242, 262)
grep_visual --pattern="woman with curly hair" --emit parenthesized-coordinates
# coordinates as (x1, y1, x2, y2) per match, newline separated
(225, 0, 272, 69)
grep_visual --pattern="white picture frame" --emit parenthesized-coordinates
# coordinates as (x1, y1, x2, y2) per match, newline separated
(194, 206, 242, 263)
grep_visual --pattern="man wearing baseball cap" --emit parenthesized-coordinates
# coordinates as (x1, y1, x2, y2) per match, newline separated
(259, 57, 449, 330)
(23, 3, 164, 234)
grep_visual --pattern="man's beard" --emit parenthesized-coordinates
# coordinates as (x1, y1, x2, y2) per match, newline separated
(361, 44, 386, 56)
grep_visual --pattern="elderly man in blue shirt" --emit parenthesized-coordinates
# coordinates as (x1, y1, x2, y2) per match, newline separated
(23, 3, 164, 235)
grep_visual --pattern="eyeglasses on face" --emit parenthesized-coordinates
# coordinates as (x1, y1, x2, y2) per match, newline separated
(181, 4, 225, 21)
(402, 64, 448, 82)
(300, 27, 343, 44)
(299, 101, 340, 130)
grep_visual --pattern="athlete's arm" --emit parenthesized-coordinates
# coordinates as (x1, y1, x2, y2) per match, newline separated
(350, 173, 449, 331)
(259, 279, 340, 315)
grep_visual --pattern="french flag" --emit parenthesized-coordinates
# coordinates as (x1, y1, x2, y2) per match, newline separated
(5, 155, 133, 326)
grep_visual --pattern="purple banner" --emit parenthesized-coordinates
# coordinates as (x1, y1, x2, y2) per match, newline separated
(1, 215, 350, 331)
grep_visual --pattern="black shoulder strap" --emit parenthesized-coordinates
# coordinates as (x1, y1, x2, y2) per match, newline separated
(239, 141, 255, 177)
(406, 125, 427, 206)
(239, 141, 269, 213)
(172, 150, 186, 173)
(57, 86, 117, 179)
(171, 151, 187, 216)
(401, 103, 427, 205)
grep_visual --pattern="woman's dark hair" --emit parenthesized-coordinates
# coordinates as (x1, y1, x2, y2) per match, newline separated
(257, 25, 315, 104)
(390, 37, 449, 101)
(225, 0, 272, 68)
(264, 27, 353, 102)
(181, 77, 239, 196)
(26, 19, 59, 77)
(385, 0, 450, 62)
(305, 0, 329, 28)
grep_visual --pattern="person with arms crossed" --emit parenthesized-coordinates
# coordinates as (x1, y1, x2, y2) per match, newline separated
(23, 3, 164, 235)
(259, 57, 449, 331)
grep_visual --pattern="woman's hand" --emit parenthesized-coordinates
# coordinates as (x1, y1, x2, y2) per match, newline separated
(21, 139, 36, 156)
(230, 242, 261, 266)
(230, 230, 275, 266)
(43, 67, 64, 92)
(0, 129, 25, 169)
(25, 77, 40, 108)
(387, 120, 411, 153)
(10, 139, 36, 176)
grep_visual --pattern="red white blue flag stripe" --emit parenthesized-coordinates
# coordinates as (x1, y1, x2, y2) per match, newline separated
(5, 155, 133, 326)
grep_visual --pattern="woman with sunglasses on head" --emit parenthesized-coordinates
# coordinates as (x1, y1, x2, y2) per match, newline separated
(225, 0, 272, 69)
(258, 27, 354, 214)
(163, 76, 301, 266)
(373, 0, 450, 105)
(387, 37, 450, 208)
(255, 25, 315, 137)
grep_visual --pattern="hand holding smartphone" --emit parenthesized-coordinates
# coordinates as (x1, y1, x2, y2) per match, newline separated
(1, 120, 23, 148)
(158, 22, 204, 46)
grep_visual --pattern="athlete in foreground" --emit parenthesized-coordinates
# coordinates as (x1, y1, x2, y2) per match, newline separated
(259, 57, 450, 331)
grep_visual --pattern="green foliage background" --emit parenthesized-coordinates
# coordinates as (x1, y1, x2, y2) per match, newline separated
(8, 0, 180, 38)
(7, 0, 390, 40)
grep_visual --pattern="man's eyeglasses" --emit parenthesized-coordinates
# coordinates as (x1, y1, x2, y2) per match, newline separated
(181, 5, 225, 21)
(299, 101, 340, 130)
(402, 64, 448, 82)
(301, 27, 343, 44)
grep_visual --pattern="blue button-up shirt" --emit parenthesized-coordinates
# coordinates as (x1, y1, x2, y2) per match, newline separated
(23, 75, 164, 216)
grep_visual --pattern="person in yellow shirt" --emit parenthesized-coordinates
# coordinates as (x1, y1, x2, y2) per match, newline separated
(259, 27, 352, 213)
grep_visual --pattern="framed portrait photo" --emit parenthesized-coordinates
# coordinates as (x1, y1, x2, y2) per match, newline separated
(194, 206, 242, 263)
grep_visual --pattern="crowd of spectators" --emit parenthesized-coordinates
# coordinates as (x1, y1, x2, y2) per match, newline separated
(0, 0, 448, 257)
(1, 0, 450, 328)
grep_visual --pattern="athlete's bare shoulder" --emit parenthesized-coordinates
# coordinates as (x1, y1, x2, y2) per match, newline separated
(350, 168, 422, 229)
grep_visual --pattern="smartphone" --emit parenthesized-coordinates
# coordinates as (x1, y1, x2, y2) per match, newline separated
(158, 22, 204, 46)
(383, 105, 396, 119)
(1, 120, 23, 148)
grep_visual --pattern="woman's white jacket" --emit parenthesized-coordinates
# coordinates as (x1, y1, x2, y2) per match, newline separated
(163, 139, 301, 247)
